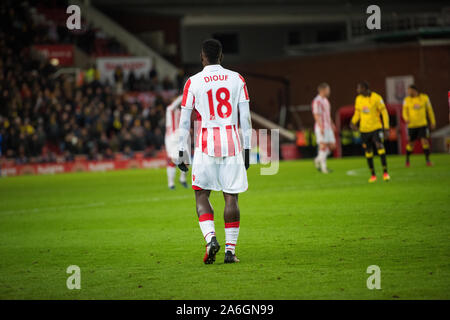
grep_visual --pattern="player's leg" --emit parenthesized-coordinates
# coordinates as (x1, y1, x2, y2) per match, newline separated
(374, 132, 390, 181)
(362, 133, 376, 182)
(219, 151, 247, 263)
(328, 141, 336, 152)
(179, 170, 187, 188)
(313, 129, 321, 171)
(405, 141, 414, 167)
(317, 142, 329, 173)
(405, 128, 416, 167)
(223, 192, 240, 263)
(365, 146, 377, 182)
(421, 137, 432, 165)
(314, 126, 324, 171)
(166, 160, 176, 189)
(195, 189, 220, 264)
(314, 146, 321, 171)
(421, 127, 432, 166)
(376, 144, 390, 181)
(323, 130, 336, 172)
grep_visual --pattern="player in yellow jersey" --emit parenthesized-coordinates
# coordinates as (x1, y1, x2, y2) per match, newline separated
(350, 81, 390, 183)
(402, 85, 436, 167)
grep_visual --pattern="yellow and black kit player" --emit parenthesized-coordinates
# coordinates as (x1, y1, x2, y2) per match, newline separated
(351, 81, 390, 183)
(402, 85, 436, 167)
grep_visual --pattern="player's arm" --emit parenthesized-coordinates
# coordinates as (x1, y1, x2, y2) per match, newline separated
(328, 102, 337, 132)
(402, 98, 409, 125)
(165, 95, 182, 132)
(350, 99, 360, 131)
(312, 102, 324, 133)
(238, 74, 251, 170)
(239, 101, 252, 170)
(378, 97, 390, 130)
(425, 95, 436, 129)
(167, 95, 183, 112)
(177, 80, 194, 172)
(331, 117, 337, 132)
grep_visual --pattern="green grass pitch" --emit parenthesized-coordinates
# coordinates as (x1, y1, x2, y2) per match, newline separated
(0, 154, 449, 299)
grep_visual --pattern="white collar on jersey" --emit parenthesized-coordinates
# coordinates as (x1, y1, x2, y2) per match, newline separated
(203, 64, 223, 71)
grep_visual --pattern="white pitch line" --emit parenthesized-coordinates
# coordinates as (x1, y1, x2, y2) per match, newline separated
(0, 202, 106, 215)
(346, 163, 427, 178)
(346, 168, 366, 176)
(121, 195, 191, 204)
(0, 194, 192, 216)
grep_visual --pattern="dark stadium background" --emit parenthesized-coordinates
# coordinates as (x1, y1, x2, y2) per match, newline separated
(0, 0, 449, 174)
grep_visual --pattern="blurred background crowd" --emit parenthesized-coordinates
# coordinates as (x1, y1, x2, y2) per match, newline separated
(0, 0, 183, 164)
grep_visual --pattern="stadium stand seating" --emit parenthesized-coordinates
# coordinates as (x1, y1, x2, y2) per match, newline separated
(0, 0, 180, 166)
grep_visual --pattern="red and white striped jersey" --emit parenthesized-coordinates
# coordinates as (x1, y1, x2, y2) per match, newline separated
(165, 95, 182, 138)
(312, 94, 332, 130)
(181, 64, 250, 157)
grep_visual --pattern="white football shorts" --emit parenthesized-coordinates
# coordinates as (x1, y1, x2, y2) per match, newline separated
(191, 148, 248, 194)
(315, 127, 336, 144)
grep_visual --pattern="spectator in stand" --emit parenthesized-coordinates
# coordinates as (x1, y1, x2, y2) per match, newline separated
(131, 118, 145, 151)
(152, 127, 164, 150)
(47, 20, 59, 43)
(128, 70, 136, 91)
(176, 69, 185, 91)
(149, 66, 158, 90)
(114, 66, 124, 83)
(162, 76, 174, 90)
(149, 66, 158, 81)
(114, 65, 124, 95)
(85, 64, 96, 84)
(122, 145, 133, 160)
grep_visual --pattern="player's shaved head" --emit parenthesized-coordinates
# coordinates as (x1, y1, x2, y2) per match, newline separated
(317, 82, 330, 97)
(317, 82, 329, 91)
(201, 39, 223, 65)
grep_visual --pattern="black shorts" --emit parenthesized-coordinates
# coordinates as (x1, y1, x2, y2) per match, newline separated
(408, 126, 429, 141)
(361, 129, 384, 150)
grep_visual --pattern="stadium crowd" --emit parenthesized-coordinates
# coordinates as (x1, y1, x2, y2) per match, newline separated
(29, 0, 128, 56)
(0, 1, 180, 164)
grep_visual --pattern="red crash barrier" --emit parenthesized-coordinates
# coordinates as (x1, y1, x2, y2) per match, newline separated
(0, 157, 167, 177)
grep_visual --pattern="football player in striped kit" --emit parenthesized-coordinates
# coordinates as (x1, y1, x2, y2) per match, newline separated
(165, 95, 187, 189)
(177, 39, 252, 264)
(312, 83, 336, 174)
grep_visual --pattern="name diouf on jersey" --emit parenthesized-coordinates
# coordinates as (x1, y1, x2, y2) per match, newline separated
(204, 75, 229, 83)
